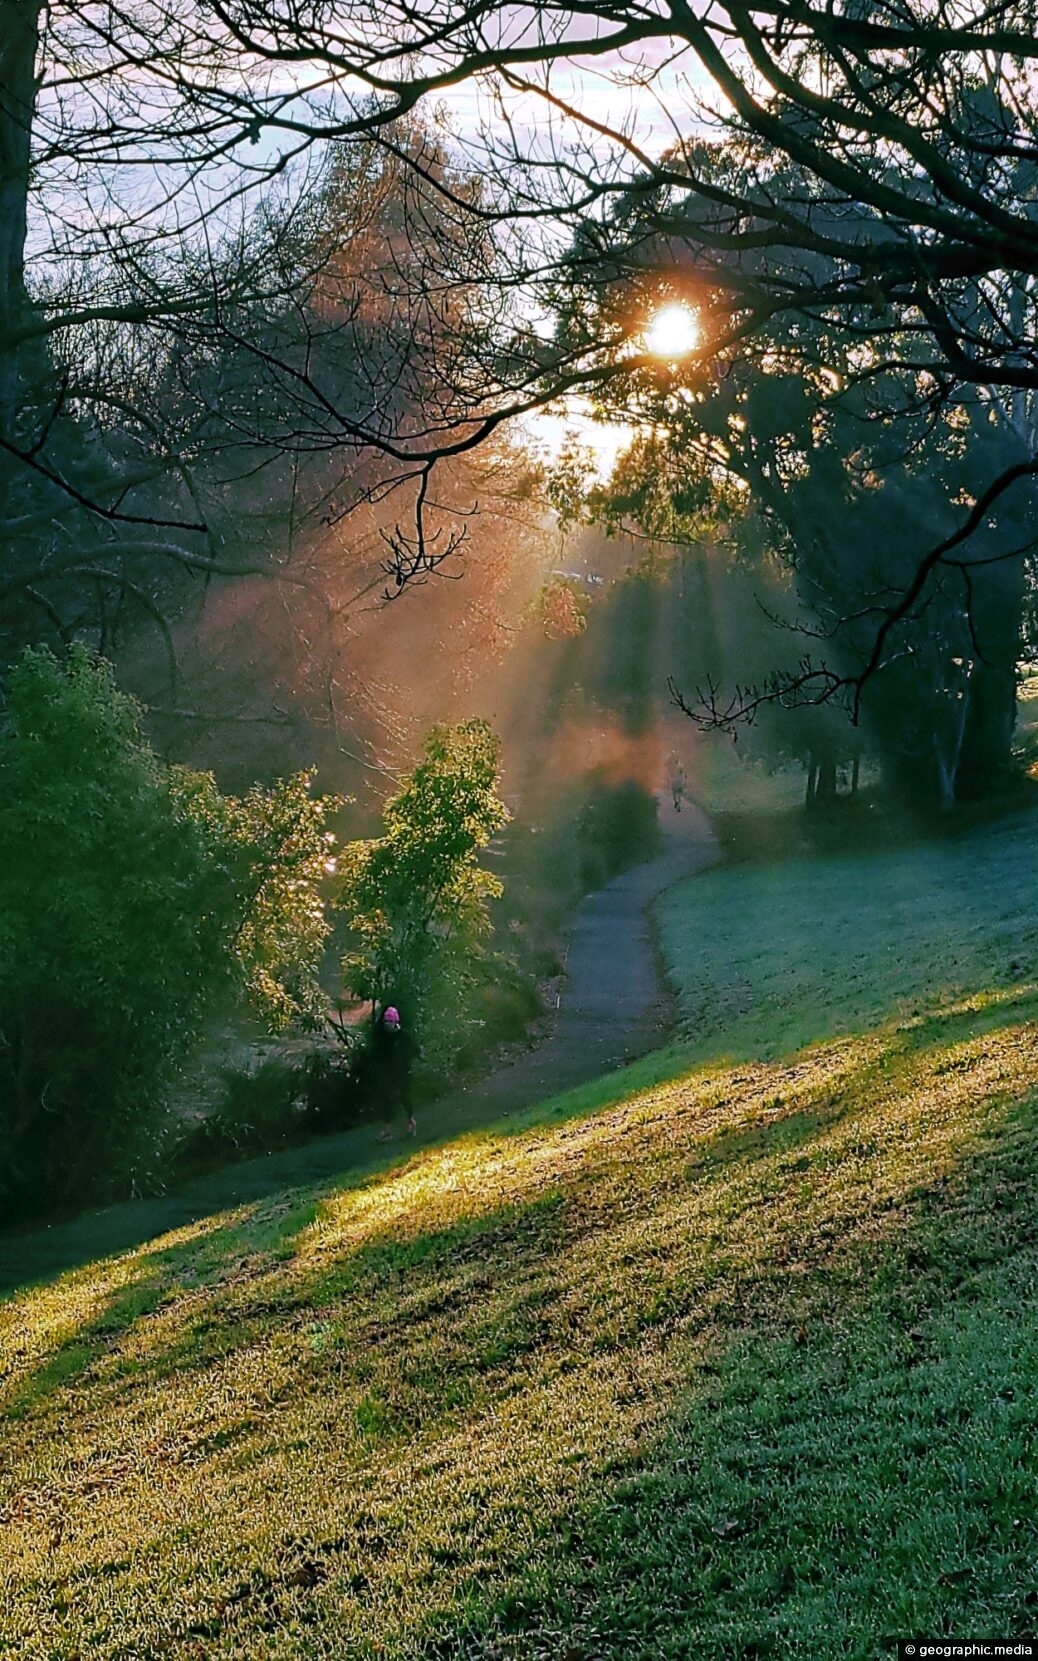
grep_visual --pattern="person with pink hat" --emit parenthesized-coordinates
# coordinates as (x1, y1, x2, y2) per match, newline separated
(372, 1002, 418, 1141)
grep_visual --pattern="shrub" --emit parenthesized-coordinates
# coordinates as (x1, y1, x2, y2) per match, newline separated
(578, 776, 661, 887)
(336, 721, 509, 1071)
(0, 645, 335, 1220)
(170, 1044, 373, 1177)
(206, 1058, 305, 1153)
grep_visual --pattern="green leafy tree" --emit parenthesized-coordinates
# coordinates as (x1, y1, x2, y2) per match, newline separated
(337, 721, 509, 1061)
(0, 645, 334, 1218)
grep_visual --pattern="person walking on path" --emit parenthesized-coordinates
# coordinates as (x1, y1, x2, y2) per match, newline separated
(372, 1004, 418, 1141)
(666, 753, 687, 813)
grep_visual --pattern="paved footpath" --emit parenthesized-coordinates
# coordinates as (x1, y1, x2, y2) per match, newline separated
(450, 796, 717, 1113)
(0, 800, 716, 1294)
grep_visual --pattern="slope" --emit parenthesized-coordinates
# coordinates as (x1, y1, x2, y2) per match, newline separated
(2, 812, 1038, 1659)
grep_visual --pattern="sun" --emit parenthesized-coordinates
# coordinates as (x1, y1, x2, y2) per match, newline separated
(644, 301, 700, 360)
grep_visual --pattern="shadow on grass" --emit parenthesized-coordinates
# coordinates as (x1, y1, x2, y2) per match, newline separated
(1, 1209, 292, 1418)
(1, 1191, 573, 1427)
(81, 1020, 1038, 1661)
(0, 1054, 816, 1425)
(5, 989, 1038, 1425)
(0, 1042, 697, 1302)
(5, 962, 1033, 1310)
(390, 1090, 1038, 1661)
(0, 1126, 411, 1301)
(6, 977, 1038, 1659)
(0, 1019, 866, 1423)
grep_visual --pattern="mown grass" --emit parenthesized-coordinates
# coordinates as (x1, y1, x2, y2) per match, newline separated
(661, 808, 1038, 1062)
(3, 815, 1038, 1658)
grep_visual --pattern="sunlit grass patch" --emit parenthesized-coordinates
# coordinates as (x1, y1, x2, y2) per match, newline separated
(0, 1208, 256, 1410)
(4, 813, 1038, 1655)
(3, 954, 1038, 1656)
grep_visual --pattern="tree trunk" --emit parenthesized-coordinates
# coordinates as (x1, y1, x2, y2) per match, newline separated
(814, 756, 837, 805)
(956, 593, 1024, 803)
(954, 382, 1034, 800)
(932, 734, 958, 814)
(956, 659, 1018, 799)
(0, 3, 41, 480)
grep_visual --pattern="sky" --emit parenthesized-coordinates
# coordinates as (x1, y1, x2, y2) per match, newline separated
(434, 48, 713, 474)
(32, 15, 715, 476)
(519, 398, 637, 479)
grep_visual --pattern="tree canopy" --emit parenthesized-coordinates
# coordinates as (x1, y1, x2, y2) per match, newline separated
(7, 2, 1038, 719)
(12, 3, 1038, 389)
(337, 720, 509, 1058)
(0, 645, 334, 1217)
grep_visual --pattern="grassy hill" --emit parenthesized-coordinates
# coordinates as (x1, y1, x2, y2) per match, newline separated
(3, 813, 1038, 1658)
(662, 808, 1038, 1063)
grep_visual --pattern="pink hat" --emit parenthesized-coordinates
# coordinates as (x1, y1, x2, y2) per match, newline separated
(383, 1006, 401, 1025)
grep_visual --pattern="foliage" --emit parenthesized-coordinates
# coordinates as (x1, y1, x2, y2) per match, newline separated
(577, 776, 661, 889)
(336, 720, 509, 1060)
(0, 645, 335, 1218)
(5, 812, 1038, 1656)
(11, 3, 1038, 682)
(202, 1058, 308, 1155)
(167, 767, 336, 1033)
(541, 135, 1038, 809)
(542, 434, 597, 529)
(531, 575, 589, 640)
(583, 299, 1033, 807)
(176, 1048, 368, 1173)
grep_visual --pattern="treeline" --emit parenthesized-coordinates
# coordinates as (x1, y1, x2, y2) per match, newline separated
(553, 142, 1038, 816)
(0, 648, 519, 1224)
(0, 648, 332, 1220)
(1, 99, 673, 1226)
(5, 113, 542, 749)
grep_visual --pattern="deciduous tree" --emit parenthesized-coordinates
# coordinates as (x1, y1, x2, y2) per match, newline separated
(0, 645, 334, 1218)
(336, 720, 508, 1059)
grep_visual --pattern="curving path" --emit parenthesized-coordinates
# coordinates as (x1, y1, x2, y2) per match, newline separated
(0, 799, 716, 1295)
(446, 795, 716, 1115)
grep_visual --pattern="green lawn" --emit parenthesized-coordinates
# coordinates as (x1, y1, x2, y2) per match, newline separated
(694, 735, 808, 817)
(3, 814, 1038, 1658)
(661, 809, 1038, 1062)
